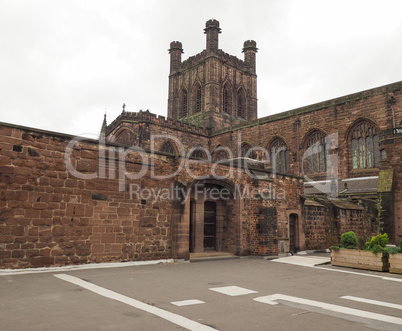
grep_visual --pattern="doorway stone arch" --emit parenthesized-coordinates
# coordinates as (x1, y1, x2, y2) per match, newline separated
(181, 178, 240, 257)
(286, 210, 305, 253)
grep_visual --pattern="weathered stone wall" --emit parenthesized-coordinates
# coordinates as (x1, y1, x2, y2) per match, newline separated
(0, 123, 303, 268)
(380, 128, 402, 243)
(303, 199, 371, 250)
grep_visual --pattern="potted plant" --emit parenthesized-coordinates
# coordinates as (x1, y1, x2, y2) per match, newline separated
(329, 231, 390, 272)
(387, 240, 402, 274)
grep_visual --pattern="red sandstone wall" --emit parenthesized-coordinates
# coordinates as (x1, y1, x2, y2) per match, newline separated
(211, 83, 402, 180)
(0, 124, 303, 268)
(303, 202, 371, 250)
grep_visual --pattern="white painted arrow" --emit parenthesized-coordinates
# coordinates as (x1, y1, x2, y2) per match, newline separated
(254, 294, 402, 325)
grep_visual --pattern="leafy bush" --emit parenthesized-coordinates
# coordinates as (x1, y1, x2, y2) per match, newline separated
(329, 245, 340, 251)
(400, 240, 402, 250)
(387, 246, 401, 255)
(370, 245, 387, 256)
(340, 231, 358, 249)
(365, 233, 389, 250)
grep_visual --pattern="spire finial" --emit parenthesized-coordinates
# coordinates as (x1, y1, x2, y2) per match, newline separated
(100, 110, 108, 141)
(122, 103, 126, 114)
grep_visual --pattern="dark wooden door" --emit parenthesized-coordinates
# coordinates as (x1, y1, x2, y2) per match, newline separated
(289, 214, 297, 253)
(204, 201, 216, 250)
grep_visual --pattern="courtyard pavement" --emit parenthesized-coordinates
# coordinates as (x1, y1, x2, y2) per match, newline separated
(1, 254, 401, 331)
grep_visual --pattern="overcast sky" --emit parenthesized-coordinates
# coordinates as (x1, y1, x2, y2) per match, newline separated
(1, 0, 402, 138)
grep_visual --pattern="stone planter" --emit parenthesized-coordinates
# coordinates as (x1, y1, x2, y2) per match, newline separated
(331, 249, 389, 272)
(389, 254, 402, 274)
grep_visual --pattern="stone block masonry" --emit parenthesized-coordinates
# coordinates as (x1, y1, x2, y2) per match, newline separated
(0, 123, 303, 268)
(0, 125, 171, 268)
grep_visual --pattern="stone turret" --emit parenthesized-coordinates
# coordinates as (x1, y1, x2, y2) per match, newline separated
(204, 19, 221, 53)
(243, 40, 258, 73)
(169, 41, 183, 73)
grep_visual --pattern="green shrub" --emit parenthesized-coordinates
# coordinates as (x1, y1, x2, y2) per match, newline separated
(399, 240, 402, 250)
(370, 245, 387, 256)
(329, 245, 340, 251)
(340, 231, 358, 249)
(365, 233, 389, 250)
(387, 246, 401, 255)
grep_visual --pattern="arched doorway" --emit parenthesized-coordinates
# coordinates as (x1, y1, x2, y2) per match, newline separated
(289, 214, 298, 253)
(182, 179, 239, 255)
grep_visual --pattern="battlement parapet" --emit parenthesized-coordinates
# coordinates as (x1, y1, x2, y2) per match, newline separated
(106, 110, 209, 136)
(177, 49, 250, 72)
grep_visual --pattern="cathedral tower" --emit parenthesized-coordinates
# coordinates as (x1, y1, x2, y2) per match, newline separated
(167, 19, 258, 132)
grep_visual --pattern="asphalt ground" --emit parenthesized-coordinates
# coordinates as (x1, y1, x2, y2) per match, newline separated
(1, 255, 401, 331)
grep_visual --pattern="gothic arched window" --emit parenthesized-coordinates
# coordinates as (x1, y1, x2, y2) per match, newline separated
(223, 83, 232, 114)
(305, 130, 329, 174)
(189, 147, 207, 160)
(160, 141, 174, 154)
(180, 89, 188, 118)
(241, 143, 256, 159)
(269, 138, 289, 174)
(237, 88, 246, 118)
(213, 146, 230, 161)
(194, 83, 202, 113)
(113, 129, 134, 146)
(351, 121, 380, 169)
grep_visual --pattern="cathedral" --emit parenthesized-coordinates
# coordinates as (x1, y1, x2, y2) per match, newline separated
(0, 20, 401, 268)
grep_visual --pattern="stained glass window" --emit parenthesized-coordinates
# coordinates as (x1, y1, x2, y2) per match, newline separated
(351, 121, 380, 169)
(241, 143, 256, 159)
(223, 84, 231, 114)
(270, 138, 289, 174)
(190, 147, 207, 159)
(305, 130, 328, 174)
(161, 141, 174, 154)
(237, 88, 245, 118)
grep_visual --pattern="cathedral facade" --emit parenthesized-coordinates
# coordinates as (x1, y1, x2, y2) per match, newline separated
(0, 20, 401, 268)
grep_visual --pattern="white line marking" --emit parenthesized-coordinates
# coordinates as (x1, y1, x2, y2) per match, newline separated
(54, 274, 217, 331)
(209, 286, 258, 296)
(314, 266, 402, 282)
(341, 296, 402, 310)
(254, 294, 402, 325)
(272, 256, 330, 266)
(171, 299, 205, 307)
(271, 259, 402, 282)
(0, 259, 174, 276)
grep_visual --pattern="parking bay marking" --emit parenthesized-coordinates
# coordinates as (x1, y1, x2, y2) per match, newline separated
(209, 286, 258, 296)
(341, 296, 402, 310)
(254, 294, 402, 326)
(171, 299, 206, 307)
(54, 274, 217, 331)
